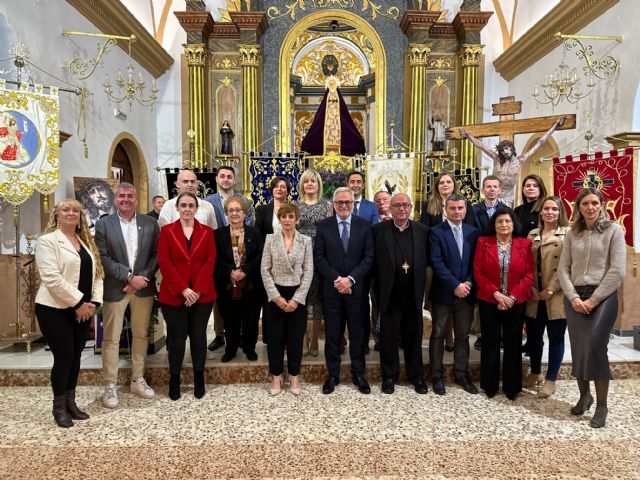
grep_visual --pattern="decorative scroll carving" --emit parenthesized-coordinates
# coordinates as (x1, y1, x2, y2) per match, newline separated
(184, 43, 207, 66)
(426, 56, 455, 70)
(407, 44, 431, 67)
(267, 0, 399, 22)
(213, 56, 240, 70)
(460, 44, 483, 67)
(239, 44, 261, 67)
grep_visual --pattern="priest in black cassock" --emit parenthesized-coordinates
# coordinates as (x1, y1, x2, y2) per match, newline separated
(372, 193, 430, 394)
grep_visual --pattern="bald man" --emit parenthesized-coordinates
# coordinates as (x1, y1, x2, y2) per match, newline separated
(158, 170, 217, 229)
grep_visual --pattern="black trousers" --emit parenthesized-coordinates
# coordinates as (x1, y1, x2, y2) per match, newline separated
(35, 304, 91, 396)
(218, 289, 261, 356)
(267, 285, 307, 376)
(161, 302, 213, 375)
(479, 300, 525, 395)
(379, 302, 424, 382)
(324, 293, 367, 377)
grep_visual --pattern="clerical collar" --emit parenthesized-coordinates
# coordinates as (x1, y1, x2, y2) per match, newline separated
(393, 220, 410, 232)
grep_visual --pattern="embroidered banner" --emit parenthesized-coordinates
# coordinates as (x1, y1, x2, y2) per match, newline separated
(249, 152, 301, 207)
(364, 153, 416, 197)
(553, 149, 634, 246)
(0, 81, 60, 206)
(425, 168, 481, 204)
(162, 168, 217, 199)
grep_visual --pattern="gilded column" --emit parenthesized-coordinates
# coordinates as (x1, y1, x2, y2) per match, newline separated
(407, 44, 431, 203)
(239, 44, 262, 192)
(459, 44, 484, 169)
(184, 43, 208, 169)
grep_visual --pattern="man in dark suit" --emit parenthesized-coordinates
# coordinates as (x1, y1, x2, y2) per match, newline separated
(314, 187, 374, 394)
(373, 193, 429, 394)
(429, 194, 479, 395)
(347, 170, 378, 226)
(95, 183, 160, 409)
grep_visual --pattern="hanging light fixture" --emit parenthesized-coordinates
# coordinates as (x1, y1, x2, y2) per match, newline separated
(103, 36, 158, 107)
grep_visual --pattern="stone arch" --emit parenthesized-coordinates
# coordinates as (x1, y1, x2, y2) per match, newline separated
(279, 9, 387, 152)
(106, 133, 149, 212)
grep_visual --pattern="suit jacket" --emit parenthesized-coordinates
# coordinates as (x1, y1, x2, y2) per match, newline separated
(429, 221, 479, 305)
(214, 225, 263, 297)
(372, 220, 429, 313)
(473, 235, 534, 304)
(254, 203, 275, 236)
(354, 198, 379, 226)
(420, 200, 476, 228)
(205, 192, 254, 228)
(35, 230, 103, 309)
(260, 231, 313, 304)
(158, 219, 216, 306)
(94, 213, 159, 302)
(472, 200, 505, 235)
(525, 226, 568, 320)
(314, 215, 374, 300)
(514, 201, 539, 237)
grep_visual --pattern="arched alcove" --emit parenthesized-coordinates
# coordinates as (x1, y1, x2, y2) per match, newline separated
(106, 133, 149, 213)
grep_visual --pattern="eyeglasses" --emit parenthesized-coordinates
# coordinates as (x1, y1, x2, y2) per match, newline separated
(227, 208, 243, 214)
(391, 203, 412, 209)
(334, 200, 353, 206)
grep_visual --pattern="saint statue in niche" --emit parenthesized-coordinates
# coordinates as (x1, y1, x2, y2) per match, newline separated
(220, 120, 234, 155)
(429, 112, 447, 152)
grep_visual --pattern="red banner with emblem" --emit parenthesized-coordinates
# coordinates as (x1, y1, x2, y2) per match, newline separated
(553, 148, 634, 246)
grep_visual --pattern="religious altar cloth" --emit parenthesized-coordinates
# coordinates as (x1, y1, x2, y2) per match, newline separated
(249, 152, 301, 207)
(553, 148, 634, 246)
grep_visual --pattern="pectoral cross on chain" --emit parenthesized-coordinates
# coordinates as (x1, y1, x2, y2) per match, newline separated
(401, 261, 410, 274)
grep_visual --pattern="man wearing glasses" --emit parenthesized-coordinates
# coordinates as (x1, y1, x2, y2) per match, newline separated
(314, 187, 374, 395)
(372, 193, 430, 394)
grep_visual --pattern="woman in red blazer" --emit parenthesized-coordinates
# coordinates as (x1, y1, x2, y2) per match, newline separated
(474, 207, 534, 401)
(158, 192, 216, 400)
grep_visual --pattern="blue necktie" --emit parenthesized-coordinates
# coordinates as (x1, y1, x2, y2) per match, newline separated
(453, 224, 463, 258)
(353, 201, 360, 216)
(340, 220, 349, 253)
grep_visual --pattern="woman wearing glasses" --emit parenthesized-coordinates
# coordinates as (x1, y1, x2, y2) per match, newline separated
(158, 192, 216, 400)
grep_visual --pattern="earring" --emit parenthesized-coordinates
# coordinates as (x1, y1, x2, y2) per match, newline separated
(76, 223, 81, 231)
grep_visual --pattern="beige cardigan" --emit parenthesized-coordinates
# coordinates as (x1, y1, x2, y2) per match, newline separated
(525, 226, 568, 320)
(35, 230, 103, 309)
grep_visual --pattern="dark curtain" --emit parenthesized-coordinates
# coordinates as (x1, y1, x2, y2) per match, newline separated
(163, 168, 217, 199)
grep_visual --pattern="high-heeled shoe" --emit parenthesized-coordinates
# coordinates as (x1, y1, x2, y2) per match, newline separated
(570, 393, 594, 415)
(289, 375, 301, 396)
(169, 373, 181, 401)
(590, 406, 608, 428)
(269, 375, 282, 396)
(537, 380, 556, 399)
(193, 370, 205, 399)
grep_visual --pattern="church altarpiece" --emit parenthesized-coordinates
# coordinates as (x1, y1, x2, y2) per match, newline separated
(177, 1, 493, 205)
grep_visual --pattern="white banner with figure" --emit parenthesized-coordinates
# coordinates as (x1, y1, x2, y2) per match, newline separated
(365, 153, 415, 197)
(0, 80, 60, 206)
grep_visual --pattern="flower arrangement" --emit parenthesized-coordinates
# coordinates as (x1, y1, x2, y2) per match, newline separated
(318, 169, 349, 199)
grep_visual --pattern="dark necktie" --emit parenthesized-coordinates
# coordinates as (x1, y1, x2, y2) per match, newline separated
(354, 201, 360, 216)
(340, 220, 349, 252)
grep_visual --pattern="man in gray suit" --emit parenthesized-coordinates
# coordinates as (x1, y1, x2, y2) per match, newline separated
(95, 183, 160, 408)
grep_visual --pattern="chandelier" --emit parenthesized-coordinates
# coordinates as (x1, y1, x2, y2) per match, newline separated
(103, 37, 158, 107)
(532, 33, 621, 107)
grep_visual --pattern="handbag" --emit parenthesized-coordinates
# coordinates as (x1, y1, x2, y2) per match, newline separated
(575, 285, 598, 301)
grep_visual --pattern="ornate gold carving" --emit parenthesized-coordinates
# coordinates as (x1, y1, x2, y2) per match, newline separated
(290, 31, 376, 69)
(408, 44, 431, 67)
(218, 76, 233, 87)
(213, 56, 240, 70)
(460, 44, 484, 67)
(493, 0, 618, 81)
(312, 151, 352, 173)
(184, 43, 207, 67)
(294, 39, 366, 87)
(239, 44, 261, 67)
(268, 0, 399, 22)
(426, 56, 455, 70)
(433, 76, 446, 87)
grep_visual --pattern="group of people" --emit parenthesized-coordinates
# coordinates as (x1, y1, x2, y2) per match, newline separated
(34, 164, 625, 431)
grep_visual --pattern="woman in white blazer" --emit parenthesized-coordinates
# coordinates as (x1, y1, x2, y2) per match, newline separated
(261, 203, 313, 396)
(35, 199, 103, 428)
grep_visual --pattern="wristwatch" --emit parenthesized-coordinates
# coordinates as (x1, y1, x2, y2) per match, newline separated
(127, 272, 133, 282)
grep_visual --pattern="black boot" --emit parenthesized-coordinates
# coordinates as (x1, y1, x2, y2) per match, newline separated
(194, 370, 205, 399)
(169, 373, 181, 401)
(52, 394, 73, 428)
(66, 390, 89, 420)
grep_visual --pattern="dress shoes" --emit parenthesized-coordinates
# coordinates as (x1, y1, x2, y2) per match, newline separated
(352, 374, 371, 394)
(381, 378, 395, 394)
(570, 393, 594, 416)
(589, 406, 608, 428)
(412, 380, 429, 395)
(455, 376, 479, 395)
(322, 376, 340, 394)
(506, 392, 518, 401)
(208, 336, 225, 351)
(485, 390, 497, 399)
(245, 351, 258, 361)
(432, 377, 446, 395)
(220, 352, 235, 363)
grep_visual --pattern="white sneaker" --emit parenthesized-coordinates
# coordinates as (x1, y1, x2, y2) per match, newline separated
(130, 377, 155, 399)
(102, 384, 119, 408)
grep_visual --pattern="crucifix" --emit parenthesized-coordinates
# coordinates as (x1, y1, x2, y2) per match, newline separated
(446, 96, 576, 206)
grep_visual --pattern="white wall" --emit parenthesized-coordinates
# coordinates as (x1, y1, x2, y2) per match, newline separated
(0, 0, 161, 253)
